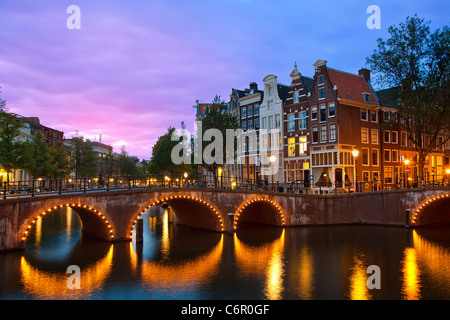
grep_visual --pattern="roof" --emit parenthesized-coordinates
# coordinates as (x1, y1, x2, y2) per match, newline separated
(277, 83, 290, 101)
(300, 75, 314, 94)
(327, 68, 379, 106)
(375, 86, 401, 109)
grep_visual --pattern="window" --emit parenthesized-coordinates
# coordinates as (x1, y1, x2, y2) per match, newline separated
(319, 88, 325, 99)
(294, 90, 299, 103)
(288, 138, 295, 157)
(383, 111, 390, 122)
(401, 131, 407, 147)
(384, 131, 390, 143)
(384, 167, 393, 183)
(242, 107, 247, 119)
(299, 111, 307, 130)
(248, 119, 253, 130)
(268, 116, 274, 129)
(254, 118, 260, 130)
(371, 129, 378, 144)
(288, 114, 295, 131)
(242, 121, 247, 131)
(392, 150, 398, 162)
(299, 136, 307, 154)
(311, 106, 318, 120)
(320, 105, 326, 122)
(361, 109, 368, 121)
(362, 93, 371, 104)
(392, 131, 398, 144)
(262, 117, 267, 129)
(371, 110, 377, 122)
(248, 106, 253, 117)
(254, 105, 259, 116)
(268, 100, 274, 109)
(362, 148, 369, 165)
(320, 125, 327, 142)
(384, 149, 391, 162)
(361, 127, 369, 143)
(318, 75, 324, 85)
(328, 103, 335, 117)
(275, 114, 281, 128)
(329, 123, 336, 141)
(372, 149, 379, 166)
(362, 171, 370, 182)
(312, 126, 319, 143)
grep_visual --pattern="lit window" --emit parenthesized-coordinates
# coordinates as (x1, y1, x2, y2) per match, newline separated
(288, 138, 295, 156)
(361, 128, 369, 143)
(299, 136, 307, 154)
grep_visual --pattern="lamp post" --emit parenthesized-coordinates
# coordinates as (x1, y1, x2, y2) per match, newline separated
(269, 154, 276, 192)
(403, 159, 410, 188)
(352, 149, 359, 192)
(446, 168, 450, 186)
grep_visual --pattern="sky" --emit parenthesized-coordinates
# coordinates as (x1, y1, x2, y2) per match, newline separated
(0, 0, 448, 160)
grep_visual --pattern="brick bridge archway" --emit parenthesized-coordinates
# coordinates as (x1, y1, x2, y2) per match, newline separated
(1, 186, 450, 252)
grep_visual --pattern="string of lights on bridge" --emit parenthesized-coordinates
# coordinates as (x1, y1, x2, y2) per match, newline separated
(412, 193, 449, 225)
(234, 198, 286, 231)
(130, 195, 226, 238)
(22, 203, 114, 242)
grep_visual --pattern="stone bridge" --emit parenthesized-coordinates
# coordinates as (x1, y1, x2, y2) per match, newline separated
(0, 187, 449, 252)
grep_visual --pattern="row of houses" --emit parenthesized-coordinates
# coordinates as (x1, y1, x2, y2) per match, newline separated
(0, 115, 115, 184)
(194, 59, 450, 193)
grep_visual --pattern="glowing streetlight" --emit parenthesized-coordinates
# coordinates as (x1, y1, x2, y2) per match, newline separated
(352, 149, 359, 191)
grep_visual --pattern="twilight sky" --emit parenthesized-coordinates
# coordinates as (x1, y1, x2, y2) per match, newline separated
(0, 0, 448, 160)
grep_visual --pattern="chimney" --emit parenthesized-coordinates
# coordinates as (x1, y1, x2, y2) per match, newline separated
(359, 68, 371, 83)
(249, 82, 258, 91)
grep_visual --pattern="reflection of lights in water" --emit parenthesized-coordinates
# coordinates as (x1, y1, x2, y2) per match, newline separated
(66, 208, 72, 241)
(298, 247, 314, 300)
(20, 246, 113, 299)
(34, 217, 42, 246)
(161, 208, 170, 259)
(348, 252, 372, 300)
(140, 235, 223, 289)
(401, 247, 421, 300)
(234, 230, 285, 300)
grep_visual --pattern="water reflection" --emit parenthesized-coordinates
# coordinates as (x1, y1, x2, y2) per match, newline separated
(234, 228, 285, 300)
(0, 206, 449, 300)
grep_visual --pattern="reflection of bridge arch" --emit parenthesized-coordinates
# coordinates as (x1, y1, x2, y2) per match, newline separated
(412, 193, 450, 226)
(234, 230, 285, 299)
(138, 234, 224, 289)
(128, 195, 226, 239)
(20, 245, 113, 299)
(234, 198, 286, 231)
(21, 202, 115, 245)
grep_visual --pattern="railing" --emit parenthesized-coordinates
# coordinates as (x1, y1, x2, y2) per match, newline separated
(1, 174, 449, 199)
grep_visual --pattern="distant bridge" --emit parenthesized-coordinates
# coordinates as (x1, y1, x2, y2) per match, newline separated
(0, 186, 449, 252)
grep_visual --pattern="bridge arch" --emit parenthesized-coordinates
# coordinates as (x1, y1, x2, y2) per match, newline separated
(412, 193, 450, 227)
(234, 197, 286, 231)
(128, 194, 226, 238)
(21, 202, 115, 244)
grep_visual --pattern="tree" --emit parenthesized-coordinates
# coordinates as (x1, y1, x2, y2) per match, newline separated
(70, 137, 97, 179)
(0, 108, 25, 186)
(49, 143, 71, 178)
(198, 95, 240, 188)
(22, 131, 53, 179)
(149, 126, 194, 176)
(367, 15, 450, 182)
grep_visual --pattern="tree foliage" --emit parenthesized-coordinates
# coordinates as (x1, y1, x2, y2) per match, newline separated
(367, 15, 450, 179)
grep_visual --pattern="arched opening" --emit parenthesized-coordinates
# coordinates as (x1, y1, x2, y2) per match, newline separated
(129, 195, 226, 240)
(22, 203, 115, 246)
(412, 194, 450, 227)
(234, 198, 285, 231)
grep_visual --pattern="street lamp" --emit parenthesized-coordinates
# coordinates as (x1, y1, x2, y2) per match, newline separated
(351, 149, 359, 191)
(269, 155, 276, 191)
(446, 168, 450, 186)
(403, 159, 410, 188)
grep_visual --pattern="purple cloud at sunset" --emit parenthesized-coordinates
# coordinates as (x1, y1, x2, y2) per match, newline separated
(0, 0, 448, 159)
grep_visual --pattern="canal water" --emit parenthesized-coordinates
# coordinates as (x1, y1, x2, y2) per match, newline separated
(0, 206, 449, 300)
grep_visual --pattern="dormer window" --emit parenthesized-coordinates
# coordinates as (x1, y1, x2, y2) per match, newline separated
(362, 93, 371, 104)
